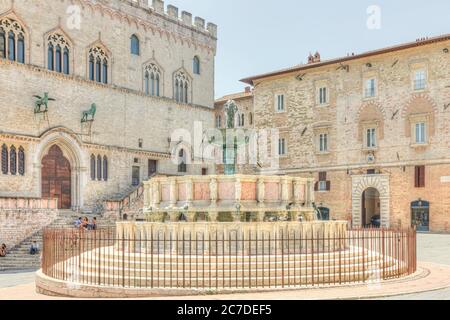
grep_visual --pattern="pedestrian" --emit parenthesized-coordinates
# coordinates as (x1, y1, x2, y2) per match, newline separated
(30, 241, 39, 255)
(74, 217, 82, 228)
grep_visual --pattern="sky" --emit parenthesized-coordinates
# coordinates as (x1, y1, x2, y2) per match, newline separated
(166, 0, 450, 99)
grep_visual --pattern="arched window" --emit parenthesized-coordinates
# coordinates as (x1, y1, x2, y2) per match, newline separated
(144, 72, 149, 95)
(249, 113, 253, 125)
(0, 28, 5, 59)
(9, 145, 16, 175)
(193, 56, 200, 75)
(89, 54, 95, 80)
(48, 43, 54, 70)
(178, 149, 187, 173)
(8, 31, 15, 61)
(88, 45, 109, 83)
(174, 71, 190, 104)
(17, 34, 24, 63)
(144, 63, 161, 97)
(1, 144, 8, 174)
(63, 47, 69, 75)
(241, 114, 245, 127)
(90, 154, 96, 180)
(97, 155, 102, 181)
(0, 17, 26, 63)
(55, 45, 62, 73)
(130, 35, 139, 55)
(103, 156, 108, 181)
(47, 33, 70, 74)
(96, 57, 101, 83)
(102, 58, 108, 84)
(18, 147, 25, 176)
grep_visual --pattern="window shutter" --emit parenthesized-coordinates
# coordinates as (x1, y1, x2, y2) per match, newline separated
(414, 166, 419, 188)
(326, 181, 331, 191)
(419, 166, 425, 188)
(314, 182, 318, 191)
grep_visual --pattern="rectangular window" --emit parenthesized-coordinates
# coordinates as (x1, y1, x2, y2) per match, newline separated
(278, 138, 286, 156)
(276, 95, 285, 112)
(316, 172, 330, 192)
(365, 78, 376, 97)
(415, 165, 425, 188)
(148, 160, 157, 177)
(414, 70, 427, 90)
(319, 133, 328, 152)
(366, 128, 377, 148)
(319, 87, 328, 105)
(415, 122, 426, 144)
(132, 166, 140, 186)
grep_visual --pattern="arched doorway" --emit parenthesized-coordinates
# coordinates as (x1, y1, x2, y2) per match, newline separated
(41, 145, 72, 209)
(411, 200, 430, 232)
(361, 187, 380, 227)
(317, 207, 330, 221)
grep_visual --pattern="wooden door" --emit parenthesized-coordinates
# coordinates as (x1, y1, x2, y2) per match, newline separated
(41, 145, 71, 209)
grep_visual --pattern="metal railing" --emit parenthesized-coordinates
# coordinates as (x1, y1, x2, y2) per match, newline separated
(42, 227, 416, 290)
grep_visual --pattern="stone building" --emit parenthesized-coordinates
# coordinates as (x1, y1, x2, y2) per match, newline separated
(214, 86, 254, 129)
(214, 87, 255, 174)
(241, 34, 450, 232)
(0, 0, 217, 211)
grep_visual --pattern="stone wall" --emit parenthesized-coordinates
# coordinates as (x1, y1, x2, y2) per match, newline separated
(0, 198, 58, 249)
(251, 38, 450, 231)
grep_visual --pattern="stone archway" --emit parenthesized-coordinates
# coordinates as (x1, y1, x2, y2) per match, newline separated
(352, 174, 390, 228)
(35, 129, 86, 211)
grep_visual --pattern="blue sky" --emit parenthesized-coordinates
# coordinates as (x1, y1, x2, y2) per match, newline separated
(167, 0, 450, 98)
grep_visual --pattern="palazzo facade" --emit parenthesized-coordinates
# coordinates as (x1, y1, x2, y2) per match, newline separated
(0, 0, 217, 211)
(237, 35, 450, 232)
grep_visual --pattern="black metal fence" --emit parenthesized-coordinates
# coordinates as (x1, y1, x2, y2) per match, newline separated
(42, 227, 416, 290)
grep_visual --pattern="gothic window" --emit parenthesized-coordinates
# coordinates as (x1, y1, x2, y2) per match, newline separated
(48, 43, 54, 70)
(0, 17, 26, 63)
(63, 47, 69, 75)
(130, 35, 139, 55)
(90, 154, 96, 180)
(47, 33, 70, 74)
(102, 58, 108, 84)
(89, 55, 94, 80)
(18, 147, 25, 176)
(193, 56, 200, 75)
(144, 63, 161, 97)
(17, 34, 24, 63)
(9, 145, 16, 175)
(55, 45, 62, 73)
(0, 28, 5, 58)
(97, 155, 102, 181)
(174, 71, 190, 104)
(103, 156, 108, 181)
(88, 45, 109, 83)
(8, 31, 15, 61)
(1, 144, 7, 174)
(96, 57, 101, 82)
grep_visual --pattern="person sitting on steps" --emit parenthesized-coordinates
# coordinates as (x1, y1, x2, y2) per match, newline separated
(0, 243, 6, 257)
(29, 241, 39, 255)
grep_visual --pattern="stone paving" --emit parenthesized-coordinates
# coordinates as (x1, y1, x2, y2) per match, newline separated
(373, 233, 450, 300)
(0, 233, 449, 300)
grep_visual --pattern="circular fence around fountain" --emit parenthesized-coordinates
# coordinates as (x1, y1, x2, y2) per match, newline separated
(37, 222, 416, 298)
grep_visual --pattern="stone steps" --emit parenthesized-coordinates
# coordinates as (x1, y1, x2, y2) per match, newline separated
(0, 212, 115, 272)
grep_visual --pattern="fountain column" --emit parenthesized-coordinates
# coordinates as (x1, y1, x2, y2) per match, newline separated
(209, 177, 218, 222)
(257, 177, 266, 221)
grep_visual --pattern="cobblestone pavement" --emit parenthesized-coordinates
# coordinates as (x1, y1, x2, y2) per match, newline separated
(1, 233, 450, 299)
